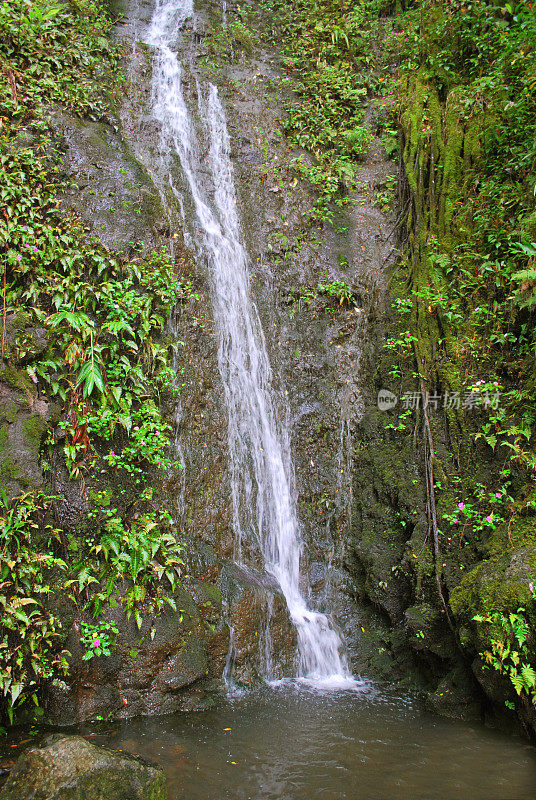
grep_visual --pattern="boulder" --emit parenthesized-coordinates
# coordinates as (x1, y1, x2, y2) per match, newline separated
(221, 563, 297, 683)
(0, 734, 167, 800)
(45, 589, 210, 724)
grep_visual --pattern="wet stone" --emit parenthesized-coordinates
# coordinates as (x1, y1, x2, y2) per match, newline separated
(0, 734, 167, 800)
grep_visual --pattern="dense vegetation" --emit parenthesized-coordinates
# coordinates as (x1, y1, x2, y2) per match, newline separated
(392, 0, 536, 719)
(0, 0, 192, 725)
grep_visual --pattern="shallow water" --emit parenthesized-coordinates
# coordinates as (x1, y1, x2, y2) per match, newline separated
(105, 683, 536, 799)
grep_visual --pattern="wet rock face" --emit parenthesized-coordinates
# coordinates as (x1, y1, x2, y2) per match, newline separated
(46, 589, 210, 724)
(54, 113, 167, 257)
(151, 0, 398, 675)
(221, 565, 297, 683)
(0, 734, 167, 800)
(0, 313, 59, 500)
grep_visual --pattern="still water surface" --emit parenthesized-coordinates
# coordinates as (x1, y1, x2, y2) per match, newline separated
(105, 682, 536, 800)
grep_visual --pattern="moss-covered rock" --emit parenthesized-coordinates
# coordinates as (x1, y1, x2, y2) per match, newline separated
(450, 546, 536, 622)
(0, 734, 167, 800)
(0, 376, 53, 499)
(53, 113, 167, 257)
(424, 665, 482, 722)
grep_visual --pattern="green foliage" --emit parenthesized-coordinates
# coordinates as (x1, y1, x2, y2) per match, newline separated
(0, 0, 194, 729)
(256, 0, 380, 215)
(317, 279, 357, 306)
(70, 507, 184, 627)
(442, 484, 509, 537)
(384, 408, 412, 432)
(383, 330, 418, 357)
(287, 277, 357, 317)
(373, 174, 397, 212)
(390, 0, 536, 557)
(80, 619, 118, 660)
(104, 405, 174, 476)
(0, 0, 184, 487)
(512, 242, 536, 308)
(1, 136, 186, 480)
(204, 18, 256, 62)
(0, 491, 69, 723)
(473, 601, 536, 707)
(0, 488, 186, 722)
(0, 0, 120, 120)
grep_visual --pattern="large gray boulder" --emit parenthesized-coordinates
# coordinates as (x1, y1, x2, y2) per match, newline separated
(0, 734, 167, 800)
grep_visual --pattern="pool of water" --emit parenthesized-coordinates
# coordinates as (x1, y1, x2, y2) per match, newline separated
(102, 681, 536, 800)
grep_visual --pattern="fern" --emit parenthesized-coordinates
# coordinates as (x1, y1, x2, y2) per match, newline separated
(473, 604, 536, 707)
(520, 664, 536, 691)
(512, 241, 536, 306)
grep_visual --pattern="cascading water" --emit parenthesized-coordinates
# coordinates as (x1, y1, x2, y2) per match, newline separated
(145, 0, 355, 686)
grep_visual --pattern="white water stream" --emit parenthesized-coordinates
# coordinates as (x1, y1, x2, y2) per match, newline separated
(145, 0, 354, 686)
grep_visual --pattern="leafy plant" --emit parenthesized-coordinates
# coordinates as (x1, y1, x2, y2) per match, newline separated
(0, 0, 120, 120)
(0, 0, 194, 730)
(317, 279, 357, 305)
(0, 492, 69, 723)
(473, 602, 536, 707)
(512, 241, 536, 307)
(80, 619, 119, 661)
(71, 510, 184, 627)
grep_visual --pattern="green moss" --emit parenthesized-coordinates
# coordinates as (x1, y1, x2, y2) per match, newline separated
(22, 415, 46, 451)
(90, 488, 113, 507)
(450, 547, 536, 619)
(486, 519, 536, 557)
(5, 311, 30, 345)
(0, 457, 21, 480)
(0, 424, 9, 452)
(406, 602, 439, 628)
(0, 366, 34, 395)
(0, 399, 20, 424)
(195, 582, 223, 611)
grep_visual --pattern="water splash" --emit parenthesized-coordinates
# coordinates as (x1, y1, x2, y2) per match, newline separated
(144, 0, 356, 686)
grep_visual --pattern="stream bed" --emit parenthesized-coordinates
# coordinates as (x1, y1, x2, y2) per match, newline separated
(100, 683, 536, 799)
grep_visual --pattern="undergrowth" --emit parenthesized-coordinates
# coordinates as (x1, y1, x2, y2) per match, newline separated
(382, 0, 536, 717)
(0, 0, 193, 725)
(258, 0, 393, 218)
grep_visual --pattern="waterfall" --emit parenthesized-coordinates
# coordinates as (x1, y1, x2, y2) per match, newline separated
(145, 0, 355, 686)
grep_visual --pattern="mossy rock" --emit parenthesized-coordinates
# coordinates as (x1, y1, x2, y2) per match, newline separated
(2, 312, 48, 363)
(424, 665, 482, 723)
(0, 456, 21, 482)
(486, 518, 536, 556)
(46, 587, 209, 724)
(0, 409, 49, 498)
(450, 545, 536, 621)
(405, 601, 440, 631)
(0, 398, 20, 424)
(0, 365, 35, 395)
(194, 580, 223, 611)
(0, 734, 167, 800)
(0, 424, 9, 450)
(53, 113, 166, 256)
(22, 415, 47, 451)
